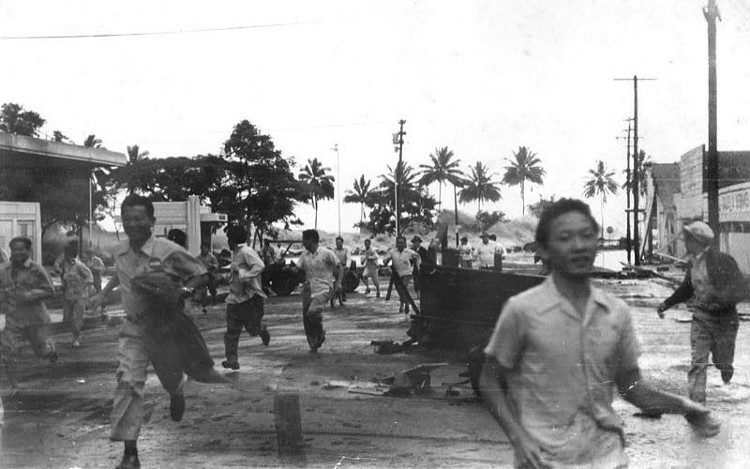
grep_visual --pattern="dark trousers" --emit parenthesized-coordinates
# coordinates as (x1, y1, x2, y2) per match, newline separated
(224, 296, 265, 362)
(689, 309, 739, 403)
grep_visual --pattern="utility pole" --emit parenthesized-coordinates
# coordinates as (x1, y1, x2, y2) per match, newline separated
(615, 75, 655, 266)
(331, 144, 341, 236)
(704, 0, 721, 249)
(393, 120, 406, 236)
(617, 120, 633, 265)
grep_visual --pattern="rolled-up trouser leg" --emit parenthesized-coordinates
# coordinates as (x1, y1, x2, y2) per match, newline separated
(63, 299, 85, 340)
(110, 320, 150, 441)
(711, 312, 739, 380)
(302, 289, 331, 350)
(224, 303, 245, 363)
(689, 312, 714, 403)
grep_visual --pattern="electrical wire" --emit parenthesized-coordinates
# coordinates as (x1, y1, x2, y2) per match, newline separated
(0, 21, 314, 41)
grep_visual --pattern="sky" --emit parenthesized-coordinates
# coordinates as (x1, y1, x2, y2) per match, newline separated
(1, 0, 749, 236)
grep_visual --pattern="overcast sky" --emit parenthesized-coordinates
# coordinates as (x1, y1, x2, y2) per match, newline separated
(2, 0, 749, 235)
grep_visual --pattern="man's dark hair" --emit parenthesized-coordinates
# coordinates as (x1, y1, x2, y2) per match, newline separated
(396, 235, 406, 243)
(121, 194, 155, 219)
(335, 236, 344, 242)
(489, 234, 497, 241)
(167, 229, 187, 248)
(461, 236, 468, 243)
(302, 229, 319, 243)
(226, 225, 248, 245)
(364, 238, 371, 243)
(9, 236, 32, 250)
(535, 198, 599, 248)
(64, 240, 79, 256)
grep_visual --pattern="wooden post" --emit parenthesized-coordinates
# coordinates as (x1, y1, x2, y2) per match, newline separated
(274, 393, 304, 457)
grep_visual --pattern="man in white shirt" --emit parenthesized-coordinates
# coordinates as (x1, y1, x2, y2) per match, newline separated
(332, 236, 352, 305)
(475, 232, 506, 269)
(221, 225, 270, 371)
(383, 236, 420, 314)
(459, 236, 474, 269)
(297, 230, 342, 352)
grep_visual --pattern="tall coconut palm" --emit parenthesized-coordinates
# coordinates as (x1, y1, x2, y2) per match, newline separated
(343, 175, 372, 225)
(459, 162, 502, 213)
(83, 134, 102, 148)
(126, 144, 150, 164)
(583, 160, 619, 239)
(502, 146, 545, 215)
(299, 157, 335, 229)
(418, 146, 464, 210)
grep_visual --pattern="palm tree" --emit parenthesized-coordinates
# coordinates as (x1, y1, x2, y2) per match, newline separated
(502, 146, 545, 215)
(83, 134, 102, 148)
(459, 162, 502, 213)
(343, 175, 372, 225)
(418, 146, 464, 210)
(622, 150, 651, 197)
(299, 157, 335, 229)
(583, 160, 619, 239)
(126, 144, 150, 164)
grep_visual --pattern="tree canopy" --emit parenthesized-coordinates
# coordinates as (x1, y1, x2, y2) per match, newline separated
(343, 175, 372, 227)
(299, 157, 335, 230)
(502, 146, 545, 215)
(418, 146, 465, 209)
(459, 162, 501, 213)
(0, 103, 45, 137)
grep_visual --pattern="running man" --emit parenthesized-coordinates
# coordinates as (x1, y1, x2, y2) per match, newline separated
(361, 239, 380, 297)
(55, 240, 94, 347)
(297, 230, 342, 353)
(332, 236, 352, 305)
(383, 236, 420, 314)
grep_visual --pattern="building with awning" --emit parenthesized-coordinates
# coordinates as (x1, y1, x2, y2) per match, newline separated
(0, 132, 126, 262)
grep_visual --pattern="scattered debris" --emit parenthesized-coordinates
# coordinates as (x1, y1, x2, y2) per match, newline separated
(385, 363, 448, 397)
(370, 339, 415, 355)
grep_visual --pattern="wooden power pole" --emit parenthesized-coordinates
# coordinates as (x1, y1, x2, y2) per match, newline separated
(394, 120, 406, 236)
(704, 0, 720, 249)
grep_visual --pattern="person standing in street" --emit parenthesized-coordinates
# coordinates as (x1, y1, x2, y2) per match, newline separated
(361, 238, 380, 297)
(459, 236, 474, 269)
(297, 230, 342, 353)
(410, 236, 428, 293)
(221, 225, 270, 371)
(196, 244, 220, 313)
(0, 237, 58, 389)
(475, 232, 506, 269)
(89, 195, 207, 469)
(55, 241, 94, 348)
(657, 221, 747, 403)
(383, 236, 420, 314)
(479, 199, 719, 468)
(332, 236, 352, 305)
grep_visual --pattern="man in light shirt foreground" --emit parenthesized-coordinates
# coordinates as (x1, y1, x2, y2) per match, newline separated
(480, 198, 718, 468)
(222, 225, 270, 371)
(297, 230, 342, 353)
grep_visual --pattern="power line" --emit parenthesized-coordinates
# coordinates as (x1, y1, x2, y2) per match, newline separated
(0, 21, 314, 41)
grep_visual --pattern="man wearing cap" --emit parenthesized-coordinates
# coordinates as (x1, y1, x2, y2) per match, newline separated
(657, 221, 747, 404)
(475, 232, 506, 269)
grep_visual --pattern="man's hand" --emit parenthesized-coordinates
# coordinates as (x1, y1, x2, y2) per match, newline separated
(510, 434, 552, 469)
(656, 302, 668, 319)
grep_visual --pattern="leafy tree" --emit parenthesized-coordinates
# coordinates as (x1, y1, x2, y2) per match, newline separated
(217, 120, 307, 241)
(299, 157, 335, 229)
(527, 196, 556, 218)
(127, 144, 150, 163)
(363, 161, 436, 235)
(343, 175, 372, 226)
(476, 210, 506, 231)
(459, 162, 501, 213)
(502, 146, 545, 215)
(583, 160, 618, 239)
(83, 134, 102, 148)
(0, 103, 45, 137)
(418, 146, 464, 210)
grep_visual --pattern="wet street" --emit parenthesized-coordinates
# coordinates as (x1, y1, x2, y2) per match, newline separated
(1, 277, 749, 468)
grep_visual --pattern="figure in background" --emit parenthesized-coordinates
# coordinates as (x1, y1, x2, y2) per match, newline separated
(196, 244, 220, 313)
(0, 237, 58, 389)
(361, 239, 380, 297)
(55, 240, 93, 347)
(383, 236, 420, 314)
(332, 236, 352, 305)
(657, 221, 747, 403)
(459, 236, 474, 269)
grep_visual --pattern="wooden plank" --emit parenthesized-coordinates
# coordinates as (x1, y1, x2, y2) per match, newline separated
(273, 392, 304, 456)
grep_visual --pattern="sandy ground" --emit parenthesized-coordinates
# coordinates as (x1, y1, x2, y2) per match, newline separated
(1, 276, 750, 468)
